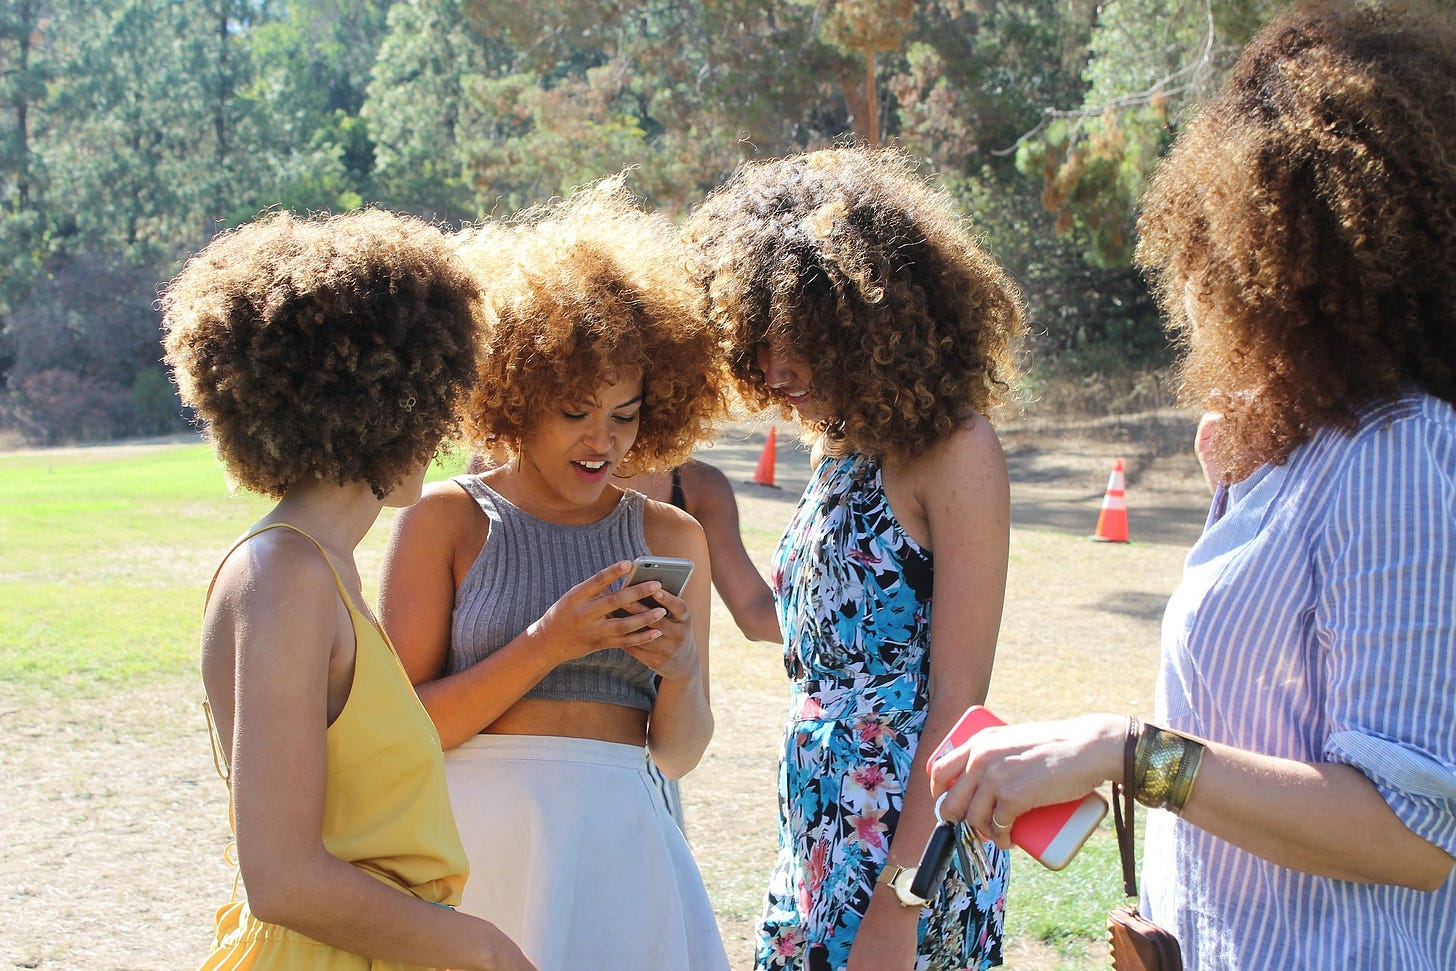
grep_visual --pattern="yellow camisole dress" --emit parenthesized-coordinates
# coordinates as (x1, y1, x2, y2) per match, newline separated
(198, 523, 468, 970)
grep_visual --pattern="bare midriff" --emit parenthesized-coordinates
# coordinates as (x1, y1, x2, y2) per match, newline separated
(482, 698, 649, 747)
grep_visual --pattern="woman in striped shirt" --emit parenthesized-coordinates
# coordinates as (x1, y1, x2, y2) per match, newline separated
(931, 2, 1456, 967)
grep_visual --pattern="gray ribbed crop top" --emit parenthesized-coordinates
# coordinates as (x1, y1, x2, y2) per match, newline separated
(447, 475, 657, 712)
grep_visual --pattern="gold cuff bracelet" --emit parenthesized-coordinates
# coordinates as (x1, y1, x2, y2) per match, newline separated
(1133, 724, 1205, 815)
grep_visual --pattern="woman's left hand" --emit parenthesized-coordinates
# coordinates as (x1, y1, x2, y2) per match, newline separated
(621, 587, 700, 682)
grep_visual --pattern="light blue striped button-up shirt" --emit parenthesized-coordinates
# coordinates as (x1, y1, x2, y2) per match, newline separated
(1145, 392, 1456, 969)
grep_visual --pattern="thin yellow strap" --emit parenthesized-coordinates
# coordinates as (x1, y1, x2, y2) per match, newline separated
(206, 522, 356, 611)
(201, 698, 243, 901)
(201, 698, 230, 786)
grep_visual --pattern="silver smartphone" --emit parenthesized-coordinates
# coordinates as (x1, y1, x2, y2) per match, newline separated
(612, 555, 695, 617)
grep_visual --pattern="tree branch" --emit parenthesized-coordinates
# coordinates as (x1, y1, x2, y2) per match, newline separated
(992, 0, 1217, 157)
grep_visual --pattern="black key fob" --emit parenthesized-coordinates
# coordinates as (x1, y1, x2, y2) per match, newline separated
(910, 820, 957, 900)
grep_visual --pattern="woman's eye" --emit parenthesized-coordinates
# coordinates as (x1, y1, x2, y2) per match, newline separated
(613, 412, 640, 425)
(562, 411, 587, 420)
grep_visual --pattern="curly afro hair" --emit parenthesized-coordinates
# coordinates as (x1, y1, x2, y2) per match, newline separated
(161, 209, 482, 499)
(456, 176, 724, 474)
(1136, 0, 1456, 481)
(681, 146, 1025, 462)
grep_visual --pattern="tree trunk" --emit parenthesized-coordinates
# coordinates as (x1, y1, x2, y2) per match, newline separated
(866, 49, 877, 146)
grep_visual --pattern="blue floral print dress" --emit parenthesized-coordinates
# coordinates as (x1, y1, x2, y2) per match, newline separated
(755, 453, 1008, 971)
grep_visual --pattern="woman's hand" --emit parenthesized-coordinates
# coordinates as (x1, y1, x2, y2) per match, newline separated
(620, 585, 701, 682)
(636, 507, 714, 778)
(928, 714, 1125, 849)
(447, 917, 540, 971)
(527, 561, 674, 664)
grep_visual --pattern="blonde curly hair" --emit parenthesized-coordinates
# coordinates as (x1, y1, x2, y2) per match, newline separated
(456, 177, 724, 473)
(161, 209, 481, 499)
(681, 146, 1024, 462)
(1137, 0, 1456, 481)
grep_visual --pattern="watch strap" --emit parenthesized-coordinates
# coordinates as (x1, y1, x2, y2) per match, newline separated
(876, 863, 910, 887)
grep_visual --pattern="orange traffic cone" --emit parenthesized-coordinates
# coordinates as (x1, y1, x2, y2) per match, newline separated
(1091, 459, 1129, 543)
(751, 426, 779, 488)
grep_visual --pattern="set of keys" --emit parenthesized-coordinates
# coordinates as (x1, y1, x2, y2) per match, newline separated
(909, 793, 994, 901)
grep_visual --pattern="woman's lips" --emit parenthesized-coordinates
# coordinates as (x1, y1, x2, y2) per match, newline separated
(571, 459, 610, 481)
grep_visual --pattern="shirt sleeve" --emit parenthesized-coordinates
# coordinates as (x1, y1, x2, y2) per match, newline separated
(1316, 403, 1456, 856)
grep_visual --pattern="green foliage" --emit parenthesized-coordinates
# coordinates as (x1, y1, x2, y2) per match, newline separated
(43, 0, 261, 254)
(243, 0, 390, 215)
(1016, 0, 1288, 267)
(363, 0, 514, 220)
(464, 70, 657, 213)
(447, 0, 855, 213)
(891, 0, 1084, 174)
(130, 366, 186, 437)
(0, 2, 53, 315)
(950, 165, 1169, 387)
(816, 0, 916, 55)
(1016, 109, 1172, 268)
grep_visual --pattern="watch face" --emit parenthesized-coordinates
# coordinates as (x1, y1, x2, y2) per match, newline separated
(892, 867, 923, 907)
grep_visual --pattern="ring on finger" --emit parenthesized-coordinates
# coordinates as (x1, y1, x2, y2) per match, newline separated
(991, 812, 1012, 831)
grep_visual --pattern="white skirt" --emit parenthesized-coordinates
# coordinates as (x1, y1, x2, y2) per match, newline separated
(444, 734, 729, 971)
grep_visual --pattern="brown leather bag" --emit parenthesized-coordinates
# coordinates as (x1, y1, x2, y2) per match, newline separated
(1108, 718, 1183, 971)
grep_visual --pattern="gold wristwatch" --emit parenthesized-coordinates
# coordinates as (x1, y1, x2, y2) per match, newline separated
(876, 863, 927, 908)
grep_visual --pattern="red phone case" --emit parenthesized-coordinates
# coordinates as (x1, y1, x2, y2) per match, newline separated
(928, 705, 1108, 870)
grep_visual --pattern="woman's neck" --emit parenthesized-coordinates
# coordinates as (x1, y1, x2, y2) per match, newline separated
(264, 480, 384, 556)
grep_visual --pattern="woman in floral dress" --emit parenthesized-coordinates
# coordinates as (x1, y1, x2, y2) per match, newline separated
(683, 147, 1026, 971)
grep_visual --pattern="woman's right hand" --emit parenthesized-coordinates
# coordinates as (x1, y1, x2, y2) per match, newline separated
(450, 917, 540, 971)
(527, 560, 671, 663)
(928, 713, 1126, 848)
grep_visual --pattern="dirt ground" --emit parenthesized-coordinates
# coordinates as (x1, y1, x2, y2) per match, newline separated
(0, 412, 1213, 970)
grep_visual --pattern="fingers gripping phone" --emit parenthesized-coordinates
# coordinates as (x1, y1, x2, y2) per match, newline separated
(927, 705, 1108, 871)
(611, 556, 695, 618)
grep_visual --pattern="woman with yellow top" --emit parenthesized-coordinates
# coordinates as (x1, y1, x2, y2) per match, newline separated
(161, 209, 536, 971)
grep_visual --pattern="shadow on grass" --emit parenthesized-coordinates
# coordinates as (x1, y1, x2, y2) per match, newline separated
(1093, 590, 1171, 622)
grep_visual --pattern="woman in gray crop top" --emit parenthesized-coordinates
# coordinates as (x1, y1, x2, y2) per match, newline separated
(379, 178, 730, 971)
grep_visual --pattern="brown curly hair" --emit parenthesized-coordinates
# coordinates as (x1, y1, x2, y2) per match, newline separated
(456, 177, 724, 473)
(1136, 0, 1456, 481)
(161, 209, 482, 499)
(681, 146, 1024, 462)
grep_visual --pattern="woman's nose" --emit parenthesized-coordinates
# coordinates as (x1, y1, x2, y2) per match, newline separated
(758, 344, 795, 387)
(582, 421, 610, 451)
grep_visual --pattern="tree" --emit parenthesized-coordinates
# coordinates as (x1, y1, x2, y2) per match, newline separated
(0, 247, 173, 443)
(447, 0, 857, 214)
(1015, 0, 1285, 266)
(812, 0, 914, 145)
(41, 0, 265, 255)
(0, 1, 45, 215)
(1, 0, 271, 442)
(888, 0, 1091, 175)
(2, 0, 1306, 443)
(244, 0, 391, 215)
(363, 0, 515, 221)
(0, 1, 52, 320)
